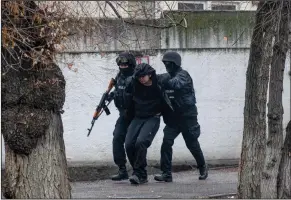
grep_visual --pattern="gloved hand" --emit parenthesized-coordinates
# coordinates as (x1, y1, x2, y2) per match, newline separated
(133, 71, 142, 82)
(107, 91, 115, 102)
(157, 73, 171, 88)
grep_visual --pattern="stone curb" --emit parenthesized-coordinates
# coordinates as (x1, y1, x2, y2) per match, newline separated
(67, 163, 238, 182)
(191, 193, 237, 199)
(207, 193, 237, 199)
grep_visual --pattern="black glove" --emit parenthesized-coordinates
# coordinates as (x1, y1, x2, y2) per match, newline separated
(157, 73, 171, 88)
(107, 91, 115, 102)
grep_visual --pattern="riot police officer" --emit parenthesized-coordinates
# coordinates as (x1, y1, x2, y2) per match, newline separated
(108, 52, 136, 181)
(154, 51, 208, 182)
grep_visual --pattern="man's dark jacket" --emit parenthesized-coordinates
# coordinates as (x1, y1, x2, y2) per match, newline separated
(123, 68, 173, 119)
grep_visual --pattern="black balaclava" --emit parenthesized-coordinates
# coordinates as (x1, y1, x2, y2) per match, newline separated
(116, 52, 136, 76)
(163, 61, 178, 76)
(162, 51, 182, 77)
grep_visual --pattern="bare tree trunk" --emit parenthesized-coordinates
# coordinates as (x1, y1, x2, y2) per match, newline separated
(1, 1, 71, 197)
(278, 121, 291, 198)
(237, 2, 276, 198)
(1, 57, 71, 198)
(261, 2, 290, 198)
(2, 112, 71, 199)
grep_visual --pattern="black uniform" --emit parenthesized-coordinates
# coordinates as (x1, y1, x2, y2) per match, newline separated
(123, 63, 173, 185)
(109, 52, 136, 181)
(154, 51, 208, 182)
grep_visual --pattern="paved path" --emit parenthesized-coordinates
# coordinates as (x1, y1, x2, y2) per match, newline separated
(71, 167, 238, 199)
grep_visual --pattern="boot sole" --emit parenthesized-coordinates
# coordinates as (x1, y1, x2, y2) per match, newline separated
(139, 180, 148, 184)
(112, 177, 129, 181)
(130, 178, 148, 185)
(129, 179, 139, 185)
(154, 178, 173, 182)
(199, 174, 208, 180)
(154, 176, 173, 182)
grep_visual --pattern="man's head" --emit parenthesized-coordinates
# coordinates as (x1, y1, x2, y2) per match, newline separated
(162, 51, 181, 76)
(116, 52, 136, 75)
(138, 74, 151, 85)
(134, 63, 155, 86)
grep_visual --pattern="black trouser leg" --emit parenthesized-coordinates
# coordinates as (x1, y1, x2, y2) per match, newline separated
(125, 118, 144, 169)
(160, 125, 180, 174)
(134, 116, 160, 178)
(112, 116, 131, 167)
(182, 117, 206, 168)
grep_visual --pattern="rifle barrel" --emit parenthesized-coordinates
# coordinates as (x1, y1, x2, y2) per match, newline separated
(86, 100, 113, 137)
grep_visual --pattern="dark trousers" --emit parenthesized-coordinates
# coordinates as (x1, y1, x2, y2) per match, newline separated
(160, 116, 206, 174)
(125, 116, 160, 178)
(112, 115, 131, 167)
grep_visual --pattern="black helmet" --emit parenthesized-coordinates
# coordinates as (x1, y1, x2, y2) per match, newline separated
(116, 52, 136, 69)
(162, 51, 181, 66)
(134, 63, 155, 78)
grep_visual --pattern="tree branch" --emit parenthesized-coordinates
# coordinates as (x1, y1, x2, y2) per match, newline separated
(105, 0, 186, 29)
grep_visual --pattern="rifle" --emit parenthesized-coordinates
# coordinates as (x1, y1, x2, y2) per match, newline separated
(87, 77, 116, 137)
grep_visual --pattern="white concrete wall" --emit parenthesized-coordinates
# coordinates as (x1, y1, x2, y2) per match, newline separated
(51, 49, 289, 165)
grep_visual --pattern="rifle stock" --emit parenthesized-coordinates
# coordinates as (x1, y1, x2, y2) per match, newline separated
(87, 77, 116, 137)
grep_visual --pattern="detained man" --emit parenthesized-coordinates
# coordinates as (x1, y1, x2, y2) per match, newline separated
(123, 63, 172, 185)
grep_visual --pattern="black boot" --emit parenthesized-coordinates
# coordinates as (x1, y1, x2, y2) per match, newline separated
(111, 166, 128, 181)
(154, 173, 173, 182)
(198, 165, 208, 180)
(129, 174, 148, 185)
